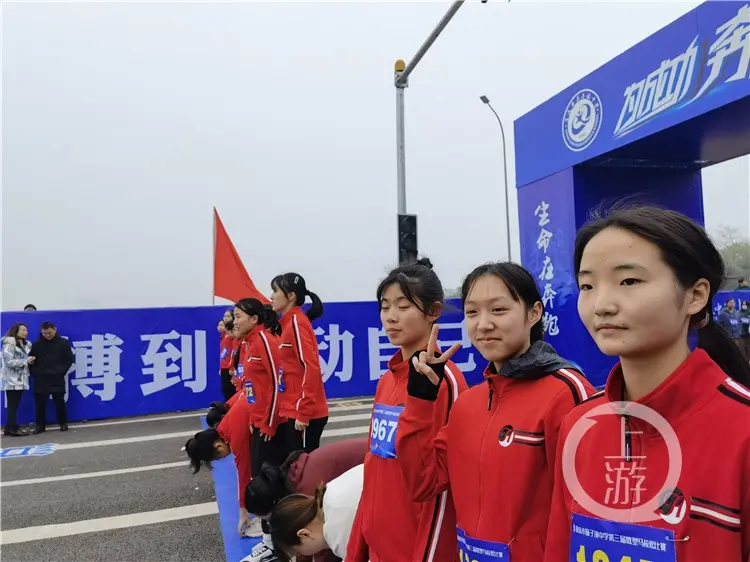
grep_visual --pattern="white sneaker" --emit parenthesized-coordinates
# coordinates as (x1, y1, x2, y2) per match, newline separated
(241, 516, 264, 538)
(241, 534, 277, 562)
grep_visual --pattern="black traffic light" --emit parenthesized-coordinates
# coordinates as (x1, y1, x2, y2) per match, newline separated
(398, 214, 418, 265)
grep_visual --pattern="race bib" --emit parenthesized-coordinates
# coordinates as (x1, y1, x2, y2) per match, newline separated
(220, 347, 229, 360)
(571, 514, 676, 562)
(741, 316, 749, 324)
(245, 381, 256, 405)
(370, 404, 403, 459)
(278, 367, 286, 393)
(236, 364, 244, 381)
(729, 319, 739, 325)
(457, 527, 509, 562)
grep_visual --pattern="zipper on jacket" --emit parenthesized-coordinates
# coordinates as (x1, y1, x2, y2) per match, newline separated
(623, 415, 632, 463)
(487, 382, 493, 410)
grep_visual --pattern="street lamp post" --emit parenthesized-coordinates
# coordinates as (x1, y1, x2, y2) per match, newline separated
(480, 95, 513, 262)
(394, 1, 466, 263)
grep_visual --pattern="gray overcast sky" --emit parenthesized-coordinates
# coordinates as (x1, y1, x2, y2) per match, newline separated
(2, 1, 748, 311)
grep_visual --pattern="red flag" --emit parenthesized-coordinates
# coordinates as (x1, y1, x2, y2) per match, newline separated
(213, 208, 270, 304)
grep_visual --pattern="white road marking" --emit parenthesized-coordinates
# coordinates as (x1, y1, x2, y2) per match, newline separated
(24, 424, 369, 452)
(0, 502, 219, 545)
(32, 400, 373, 432)
(327, 413, 371, 423)
(1, 461, 188, 488)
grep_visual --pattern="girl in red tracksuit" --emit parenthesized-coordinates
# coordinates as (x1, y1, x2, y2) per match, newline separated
(397, 262, 594, 561)
(271, 273, 329, 453)
(544, 207, 750, 562)
(185, 395, 260, 537)
(219, 317, 236, 401)
(235, 298, 292, 475)
(347, 258, 469, 562)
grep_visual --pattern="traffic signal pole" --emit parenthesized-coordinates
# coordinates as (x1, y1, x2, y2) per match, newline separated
(394, 1, 465, 264)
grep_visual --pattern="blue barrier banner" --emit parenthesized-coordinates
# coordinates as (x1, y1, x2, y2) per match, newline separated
(3, 293, 745, 424)
(1, 301, 483, 425)
(514, 1, 750, 187)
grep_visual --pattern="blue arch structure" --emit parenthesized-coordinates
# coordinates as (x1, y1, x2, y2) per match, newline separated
(514, 1, 750, 386)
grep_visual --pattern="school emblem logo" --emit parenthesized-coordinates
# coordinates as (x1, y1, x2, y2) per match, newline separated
(562, 88, 603, 152)
(659, 488, 688, 525)
(498, 425, 515, 447)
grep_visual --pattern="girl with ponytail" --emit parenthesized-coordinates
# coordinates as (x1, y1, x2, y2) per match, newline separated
(545, 206, 750, 562)
(271, 273, 329, 453)
(233, 298, 291, 476)
(269, 464, 364, 562)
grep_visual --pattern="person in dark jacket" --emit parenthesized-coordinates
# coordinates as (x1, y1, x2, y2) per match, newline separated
(29, 322, 74, 433)
(243, 437, 368, 562)
(718, 297, 742, 344)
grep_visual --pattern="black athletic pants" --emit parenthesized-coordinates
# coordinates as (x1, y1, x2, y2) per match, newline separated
(282, 417, 329, 454)
(219, 369, 235, 401)
(251, 427, 293, 477)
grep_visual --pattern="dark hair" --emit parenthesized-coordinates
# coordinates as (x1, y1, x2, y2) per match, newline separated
(280, 449, 305, 473)
(245, 462, 297, 516)
(461, 262, 545, 343)
(4, 323, 29, 348)
(224, 319, 234, 332)
(235, 298, 282, 336)
(41, 321, 56, 330)
(574, 205, 750, 386)
(23, 304, 37, 311)
(271, 273, 324, 322)
(184, 428, 222, 474)
(206, 402, 228, 428)
(376, 257, 444, 316)
(269, 484, 326, 562)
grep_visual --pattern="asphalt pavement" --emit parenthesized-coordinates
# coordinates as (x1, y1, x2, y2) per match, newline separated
(0, 399, 372, 562)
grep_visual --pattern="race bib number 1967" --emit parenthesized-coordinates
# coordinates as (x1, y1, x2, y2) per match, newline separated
(370, 404, 403, 459)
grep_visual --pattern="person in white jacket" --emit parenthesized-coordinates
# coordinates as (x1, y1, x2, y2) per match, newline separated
(268, 463, 363, 561)
(1, 323, 34, 436)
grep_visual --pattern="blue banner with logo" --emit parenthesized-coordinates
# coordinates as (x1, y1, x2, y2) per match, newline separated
(0, 301, 483, 425)
(514, 1, 750, 187)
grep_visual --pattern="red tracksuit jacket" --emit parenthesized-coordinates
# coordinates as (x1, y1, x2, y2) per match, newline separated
(233, 335, 250, 392)
(397, 340, 594, 561)
(217, 396, 253, 509)
(277, 307, 328, 424)
(347, 350, 468, 562)
(545, 349, 750, 562)
(243, 325, 285, 436)
(220, 333, 234, 370)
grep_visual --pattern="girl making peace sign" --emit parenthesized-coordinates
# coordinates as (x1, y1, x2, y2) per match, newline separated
(397, 262, 594, 561)
(346, 258, 469, 562)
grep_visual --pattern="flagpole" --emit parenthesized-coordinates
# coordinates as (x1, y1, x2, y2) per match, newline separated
(212, 207, 216, 306)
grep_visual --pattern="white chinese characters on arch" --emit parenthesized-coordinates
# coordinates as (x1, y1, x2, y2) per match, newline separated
(534, 201, 561, 338)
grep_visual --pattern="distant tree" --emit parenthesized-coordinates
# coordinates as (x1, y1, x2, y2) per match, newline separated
(713, 226, 750, 289)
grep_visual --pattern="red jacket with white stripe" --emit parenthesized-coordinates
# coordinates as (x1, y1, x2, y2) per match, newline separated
(397, 340, 594, 561)
(346, 350, 468, 562)
(243, 325, 285, 436)
(277, 307, 328, 424)
(217, 396, 253, 509)
(544, 349, 750, 562)
(219, 333, 234, 370)
(233, 337, 248, 392)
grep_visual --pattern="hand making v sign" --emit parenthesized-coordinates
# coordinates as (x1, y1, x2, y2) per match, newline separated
(410, 324, 461, 386)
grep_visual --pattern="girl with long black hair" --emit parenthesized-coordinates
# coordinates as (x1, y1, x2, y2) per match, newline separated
(271, 273, 328, 453)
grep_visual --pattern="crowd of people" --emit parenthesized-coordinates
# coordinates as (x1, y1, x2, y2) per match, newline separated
(187, 205, 750, 562)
